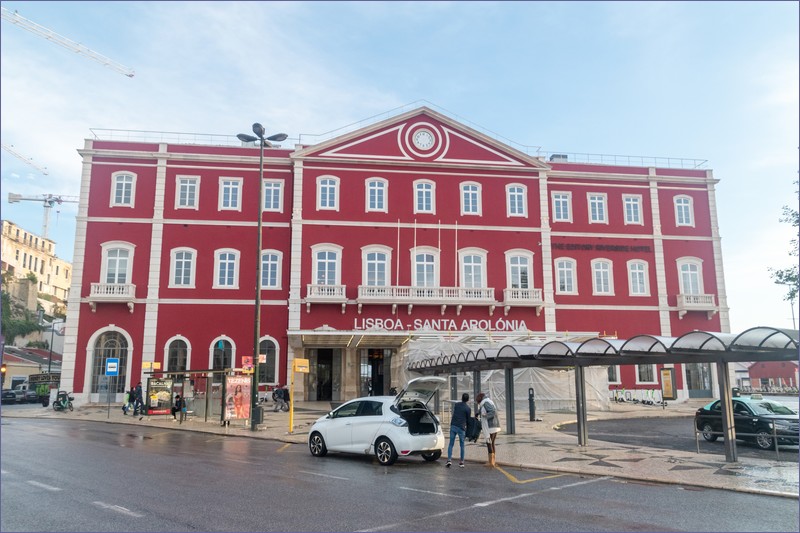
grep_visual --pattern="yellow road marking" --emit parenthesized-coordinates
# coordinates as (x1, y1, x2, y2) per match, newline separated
(495, 466, 567, 484)
(277, 443, 291, 453)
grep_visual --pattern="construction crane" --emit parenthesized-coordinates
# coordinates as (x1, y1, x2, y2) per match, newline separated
(7, 193, 79, 240)
(1, 7, 135, 78)
(2, 144, 48, 175)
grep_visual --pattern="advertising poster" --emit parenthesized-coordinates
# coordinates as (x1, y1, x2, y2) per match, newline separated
(224, 375, 251, 421)
(146, 378, 174, 415)
(660, 368, 676, 400)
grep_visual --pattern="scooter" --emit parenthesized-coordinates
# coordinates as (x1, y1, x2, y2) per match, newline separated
(52, 391, 74, 412)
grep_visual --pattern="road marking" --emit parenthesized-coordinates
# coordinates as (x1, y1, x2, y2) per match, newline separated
(495, 467, 567, 484)
(27, 481, 62, 491)
(399, 486, 467, 498)
(298, 470, 350, 480)
(226, 458, 255, 465)
(357, 475, 614, 532)
(277, 443, 291, 453)
(92, 501, 143, 518)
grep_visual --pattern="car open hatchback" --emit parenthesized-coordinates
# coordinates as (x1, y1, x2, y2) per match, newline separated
(308, 376, 446, 465)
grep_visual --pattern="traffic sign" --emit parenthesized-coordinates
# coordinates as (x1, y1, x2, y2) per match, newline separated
(106, 358, 120, 376)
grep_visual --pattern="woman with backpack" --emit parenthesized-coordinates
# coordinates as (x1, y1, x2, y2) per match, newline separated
(476, 392, 501, 467)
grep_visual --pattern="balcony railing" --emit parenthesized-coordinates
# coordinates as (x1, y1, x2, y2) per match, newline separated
(88, 283, 136, 313)
(502, 288, 544, 316)
(677, 293, 717, 319)
(355, 285, 497, 315)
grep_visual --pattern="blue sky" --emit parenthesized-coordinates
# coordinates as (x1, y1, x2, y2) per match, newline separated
(1, 1, 797, 332)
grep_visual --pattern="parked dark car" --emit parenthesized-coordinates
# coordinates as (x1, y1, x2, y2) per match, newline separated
(2, 389, 17, 404)
(695, 395, 799, 450)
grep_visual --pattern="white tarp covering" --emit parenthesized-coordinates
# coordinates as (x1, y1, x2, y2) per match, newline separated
(393, 340, 611, 413)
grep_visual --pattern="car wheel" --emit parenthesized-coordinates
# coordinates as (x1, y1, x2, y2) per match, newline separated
(701, 423, 717, 442)
(375, 437, 397, 466)
(309, 432, 328, 457)
(421, 450, 441, 462)
(755, 430, 773, 450)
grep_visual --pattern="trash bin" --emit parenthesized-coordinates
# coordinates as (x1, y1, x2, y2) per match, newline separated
(731, 387, 740, 397)
(252, 405, 264, 424)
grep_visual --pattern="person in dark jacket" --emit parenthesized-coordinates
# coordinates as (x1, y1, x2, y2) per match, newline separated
(133, 382, 144, 416)
(171, 394, 183, 421)
(446, 393, 471, 468)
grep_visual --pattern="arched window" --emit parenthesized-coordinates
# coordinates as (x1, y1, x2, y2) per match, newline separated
(258, 338, 279, 385)
(91, 331, 128, 393)
(167, 338, 188, 381)
(212, 338, 233, 383)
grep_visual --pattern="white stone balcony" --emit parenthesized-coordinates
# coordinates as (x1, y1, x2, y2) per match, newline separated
(88, 283, 136, 313)
(676, 293, 717, 319)
(501, 288, 544, 316)
(306, 284, 348, 313)
(356, 285, 497, 315)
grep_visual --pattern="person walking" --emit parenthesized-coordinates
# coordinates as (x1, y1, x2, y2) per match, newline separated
(476, 392, 501, 467)
(133, 382, 144, 417)
(122, 388, 131, 415)
(446, 393, 471, 468)
(273, 384, 287, 412)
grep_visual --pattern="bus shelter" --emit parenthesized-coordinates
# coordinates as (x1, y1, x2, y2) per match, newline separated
(407, 327, 799, 463)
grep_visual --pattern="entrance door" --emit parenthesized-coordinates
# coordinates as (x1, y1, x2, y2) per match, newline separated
(685, 363, 712, 398)
(316, 349, 333, 401)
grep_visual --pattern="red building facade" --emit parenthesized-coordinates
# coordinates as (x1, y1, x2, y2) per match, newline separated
(61, 107, 729, 405)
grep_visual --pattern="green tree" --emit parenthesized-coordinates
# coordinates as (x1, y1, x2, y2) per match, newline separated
(770, 181, 799, 303)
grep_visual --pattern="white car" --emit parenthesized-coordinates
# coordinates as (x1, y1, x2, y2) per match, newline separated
(308, 376, 446, 465)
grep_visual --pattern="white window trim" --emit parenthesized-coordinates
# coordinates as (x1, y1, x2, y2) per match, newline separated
(361, 245, 393, 286)
(316, 175, 340, 212)
(459, 181, 483, 216)
(213, 248, 240, 289)
(607, 366, 621, 385)
(100, 241, 135, 284)
(458, 247, 488, 288)
(635, 364, 658, 385)
(504, 249, 534, 289)
(674, 195, 695, 227)
(311, 243, 343, 285)
(169, 247, 197, 288)
(587, 192, 608, 224)
(175, 175, 200, 210)
(365, 177, 389, 213)
(676, 256, 705, 294)
(164, 335, 192, 373)
(263, 179, 284, 213)
(260, 249, 283, 290)
(590, 258, 614, 296)
(551, 191, 572, 223)
(209, 335, 236, 370)
(626, 259, 650, 297)
(410, 246, 440, 287)
(622, 194, 643, 226)
(218, 177, 243, 212)
(554, 257, 577, 295)
(506, 183, 528, 218)
(110, 171, 136, 208)
(257, 335, 281, 386)
(413, 179, 436, 215)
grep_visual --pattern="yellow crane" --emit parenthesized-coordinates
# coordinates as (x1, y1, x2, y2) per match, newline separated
(1, 6, 135, 78)
(7, 193, 80, 240)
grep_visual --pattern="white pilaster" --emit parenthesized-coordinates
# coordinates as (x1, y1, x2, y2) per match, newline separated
(538, 172, 556, 332)
(706, 172, 730, 333)
(649, 169, 671, 336)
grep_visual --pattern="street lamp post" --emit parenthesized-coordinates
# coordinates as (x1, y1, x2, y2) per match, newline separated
(237, 124, 288, 431)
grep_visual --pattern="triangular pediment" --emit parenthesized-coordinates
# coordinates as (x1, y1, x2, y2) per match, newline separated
(294, 107, 549, 170)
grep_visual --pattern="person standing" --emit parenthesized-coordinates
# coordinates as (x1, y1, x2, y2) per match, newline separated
(273, 384, 286, 412)
(476, 392, 501, 467)
(133, 382, 144, 416)
(446, 393, 471, 468)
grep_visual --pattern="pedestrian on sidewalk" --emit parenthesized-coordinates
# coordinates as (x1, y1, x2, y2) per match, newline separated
(133, 382, 144, 416)
(476, 392, 501, 467)
(273, 384, 288, 412)
(446, 393, 471, 468)
(122, 388, 132, 415)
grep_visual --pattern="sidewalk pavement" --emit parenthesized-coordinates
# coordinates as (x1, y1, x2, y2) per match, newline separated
(4, 399, 797, 499)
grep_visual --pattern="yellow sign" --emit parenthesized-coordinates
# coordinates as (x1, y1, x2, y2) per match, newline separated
(142, 361, 152, 369)
(293, 358, 310, 373)
(153, 362, 161, 370)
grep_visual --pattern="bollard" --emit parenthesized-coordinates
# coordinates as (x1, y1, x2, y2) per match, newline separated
(528, 387, 536, 421)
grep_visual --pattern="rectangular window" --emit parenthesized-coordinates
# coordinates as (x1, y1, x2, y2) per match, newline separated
(507, 185, 526, 217)
(316, 251, 337, 285)
(509, 256, 530, 289)
(629, 262, 648, 296)
(588, 193, 607, 224)
(623, 195, 642, 225)
(216, 252, 238, 287)
(607, 366, 619, 384)
(592, 261, 612, 295)
(462, 255, 484, 288)
(675, 196, 694, 227)
(176, 176, 199, 209)
(414, 254, 436, 287)
(219, 178, 242, 210)
(637, 364, 656, 383)
(173, 251, 193, 286)
(106, 249, 129, 284)
(555, 259, 575, 293)
(319, 178, 338, 210)
(261, 252, 280, 288)
(263, 180, 283, 212)
(461, 184, 481, 215)
(366, 252, 387, 286)
(366, 180, 386, 212)
(552, 192, 571, 222)
(112, 174, 134, 206)
(415, 182, 434, 214)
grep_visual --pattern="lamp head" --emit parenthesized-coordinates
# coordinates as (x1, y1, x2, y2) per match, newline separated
(266, 133, 288, 142)
(237, 133, 259, 143)
(252, 123, 266, 139)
